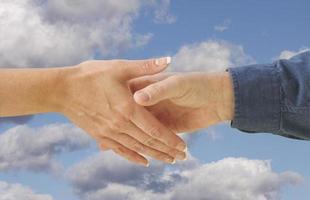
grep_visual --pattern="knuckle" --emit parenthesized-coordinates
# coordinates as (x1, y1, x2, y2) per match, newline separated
(115, 146, 126, 154)
(144, 138, 158, 147)
(140, 60, 154, 74)
(132, 142, 144, 152)
(111, 132, 122, 140)
(124, 135, 136, 145)
(154, 152, 166, 160)
(140, 63, 150, 74)
(117, 100, 135, 120)
(149, 84, 163, 96)
(98, 129, 110, 138)
(167, 148, 179, 157)
(125, 107, 135, 121)
(99, 142, 111, 151)
(148, 126, 161, 138)
(108, 117, 123, 131)
(92, 125, 109, 139)
(117, 120, 131, 132)
(98, 137, 108, 145)
(169, 138, 180, 147)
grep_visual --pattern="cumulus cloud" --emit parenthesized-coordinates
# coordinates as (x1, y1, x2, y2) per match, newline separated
(214, 19, 231, 32)
(0, 123, 91, 173)
(278, 48, 310, 60)
(170, 158, 302, 200)
(151, 0, 176, 24)
(0, 0, 169, 67)
(67, 152, 302, 200)
(66, 151, 199, 196)
(0, 181, 54, 200)
(170, 40, 255, 72)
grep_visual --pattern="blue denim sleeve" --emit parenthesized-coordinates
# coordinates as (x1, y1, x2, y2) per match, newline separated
(226, 51, 310, 140)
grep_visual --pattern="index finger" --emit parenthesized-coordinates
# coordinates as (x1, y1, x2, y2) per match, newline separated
(130, 104, 187, 152)
(118, 57, 171, 80)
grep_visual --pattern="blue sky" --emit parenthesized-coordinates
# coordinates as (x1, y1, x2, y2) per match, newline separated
(127, 0, 310, 61)
(0, 0, 309, 199)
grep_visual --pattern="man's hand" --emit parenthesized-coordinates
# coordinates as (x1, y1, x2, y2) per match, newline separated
(59, 57, 187, 167)
(130, 71, 235, 133)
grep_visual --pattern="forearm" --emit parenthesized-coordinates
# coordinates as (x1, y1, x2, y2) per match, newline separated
(0, 66, 75, 116)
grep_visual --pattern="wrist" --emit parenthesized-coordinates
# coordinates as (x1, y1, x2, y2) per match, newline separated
(218, 71, 235, 121)
(45, 65, 80, 114)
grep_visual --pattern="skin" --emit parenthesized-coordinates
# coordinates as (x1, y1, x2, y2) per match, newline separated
(133, 72, 235, 131)
(0, 57, 187, 167)
(101, 71, 235, 163)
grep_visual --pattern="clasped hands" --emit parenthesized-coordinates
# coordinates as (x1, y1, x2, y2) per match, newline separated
(59, 57, 235, 166)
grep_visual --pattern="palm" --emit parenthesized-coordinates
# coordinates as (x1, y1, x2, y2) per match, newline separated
(145, 99, 221, 133)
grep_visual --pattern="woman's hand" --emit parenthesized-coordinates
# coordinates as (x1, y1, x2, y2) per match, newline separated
(59, 58, 187, 166)
(130, 71, 235, 133)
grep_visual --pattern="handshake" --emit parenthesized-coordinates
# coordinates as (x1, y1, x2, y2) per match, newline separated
(58, 57, 235, 166)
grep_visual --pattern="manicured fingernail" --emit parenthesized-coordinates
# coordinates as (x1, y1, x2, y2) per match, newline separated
(176, 143, 187, 152)
(176, 152, 186, 160)
(134, 91, 150, 102)
(183, 152, 187, 160)
(167, 56, 171, 64)
(155, 56, 171, 66)
(165, 157, 175, 164)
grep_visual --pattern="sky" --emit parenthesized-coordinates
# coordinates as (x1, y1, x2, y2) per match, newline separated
(0, 0, 309, 199)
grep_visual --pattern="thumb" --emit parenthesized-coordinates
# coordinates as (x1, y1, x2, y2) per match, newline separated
(133, 76, 183, 106)
(120, 56, 171, 80)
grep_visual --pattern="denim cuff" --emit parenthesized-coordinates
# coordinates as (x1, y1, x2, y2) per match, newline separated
(226, 64, 281, 133)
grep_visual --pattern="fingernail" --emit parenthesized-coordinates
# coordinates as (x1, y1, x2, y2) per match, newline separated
(176, 143, 187, 152)
(175, 152, 186, 160)
(165, 157, 175, 164)
(155, 56, 171, 66)
(134, 91, 150, 102)
(144, 162, 149, 167)
(167, 56, 171, 64)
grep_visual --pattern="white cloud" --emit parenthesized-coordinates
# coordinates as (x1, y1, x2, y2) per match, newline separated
(278, 48, 310, 60)
(66, 151, 199, 198)
(170, 40, 255, 72)
(214, 26, 229, 32)
(0, 0, 169, 67)
(84, 183, 160, 200)
(0, 123, 91, 173)
(67, 152, 302, 200)
(152, 0, 176, 24)
(214, 19, 231, 32)
(0, 181, 54, 200)
(170, 157, 302, 200)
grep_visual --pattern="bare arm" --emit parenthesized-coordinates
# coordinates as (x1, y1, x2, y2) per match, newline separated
(0, 66, 72, 116)
(0, 58, 187, 166)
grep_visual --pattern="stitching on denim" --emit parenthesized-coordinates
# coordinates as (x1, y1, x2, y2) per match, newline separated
(272, 64, 282, 131)
(228, 68, 241, 125)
